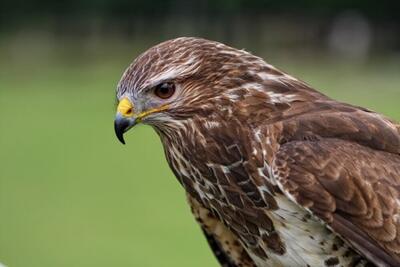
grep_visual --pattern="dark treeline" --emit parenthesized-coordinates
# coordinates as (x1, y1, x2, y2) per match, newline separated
(1, 0, 399, 21)
(1, 0, 399, 53)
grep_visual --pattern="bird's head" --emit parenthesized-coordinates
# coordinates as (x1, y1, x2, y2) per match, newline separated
(114, 37, 309, 144)
(114, 37, 258, 143)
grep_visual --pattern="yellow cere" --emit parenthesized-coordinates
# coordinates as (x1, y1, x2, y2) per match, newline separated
(117, 98, 134, 117)
(117, 98, 169, 121)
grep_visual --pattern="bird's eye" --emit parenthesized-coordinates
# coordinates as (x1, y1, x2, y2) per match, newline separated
(154, 82, 176, 99)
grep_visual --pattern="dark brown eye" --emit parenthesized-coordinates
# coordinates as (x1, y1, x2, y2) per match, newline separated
(154, 82, 175, 99)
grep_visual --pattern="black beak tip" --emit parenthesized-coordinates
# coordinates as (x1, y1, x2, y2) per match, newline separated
(114, 120, 126, 145)
(117, 134, 126, 145)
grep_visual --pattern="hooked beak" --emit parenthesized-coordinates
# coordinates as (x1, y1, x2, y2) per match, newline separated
(114, 97, 169, 144)
(114, 98, 136, 145)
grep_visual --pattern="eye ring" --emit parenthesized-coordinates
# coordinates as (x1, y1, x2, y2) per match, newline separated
(154, 82, 176, 99)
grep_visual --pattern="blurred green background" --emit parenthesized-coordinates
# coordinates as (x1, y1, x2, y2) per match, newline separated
(0, 1, 399, 267)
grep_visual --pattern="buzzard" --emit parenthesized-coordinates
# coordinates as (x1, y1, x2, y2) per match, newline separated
(114, 37, 400, 267)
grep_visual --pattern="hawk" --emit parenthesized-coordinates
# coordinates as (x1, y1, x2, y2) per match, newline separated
(113, 37, 400, 267)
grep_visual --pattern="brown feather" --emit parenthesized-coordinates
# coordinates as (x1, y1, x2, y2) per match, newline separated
(116, 37, 400, 267)
(274, 139, 400, 266)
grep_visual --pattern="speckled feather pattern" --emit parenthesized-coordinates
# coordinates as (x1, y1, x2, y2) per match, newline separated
(116, 37, 400, 267)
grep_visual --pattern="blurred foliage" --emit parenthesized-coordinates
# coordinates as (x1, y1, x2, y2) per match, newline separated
(1, 0, 399, 20)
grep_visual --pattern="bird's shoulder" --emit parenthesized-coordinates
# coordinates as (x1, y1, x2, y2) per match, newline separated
(258, 96, 400, 155)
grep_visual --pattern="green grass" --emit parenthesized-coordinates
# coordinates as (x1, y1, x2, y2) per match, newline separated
(0, 46, 399, 267)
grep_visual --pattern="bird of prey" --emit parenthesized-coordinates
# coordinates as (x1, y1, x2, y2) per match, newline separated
(114, 37, 400, 267)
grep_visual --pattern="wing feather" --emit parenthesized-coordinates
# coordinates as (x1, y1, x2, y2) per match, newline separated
(273, 138, 400, 267)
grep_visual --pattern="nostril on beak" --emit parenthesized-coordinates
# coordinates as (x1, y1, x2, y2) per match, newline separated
(117, 98, 134, 117)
